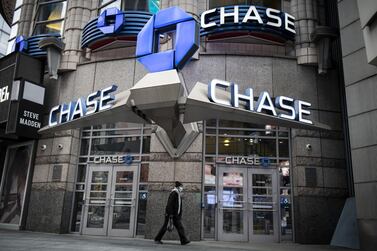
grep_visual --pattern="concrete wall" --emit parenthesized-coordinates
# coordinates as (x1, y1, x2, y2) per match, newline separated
(338, 0, 377, 250)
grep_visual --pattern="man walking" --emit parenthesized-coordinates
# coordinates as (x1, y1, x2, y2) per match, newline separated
(154, 181, 190, 245)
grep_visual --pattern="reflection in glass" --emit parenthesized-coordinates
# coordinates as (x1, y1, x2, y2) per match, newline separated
(252, 174, 272, 187)
(223, 210, 244, 234)
(87, 206, 105, 228)
(223, 172, 243, 187)
(116, 171, 133, 183)
(253, 211, 274, 235)
(36, 2, 66, 21)
(112, 206, 131, 229)
(71, 192, 84, 232)
(137, 192, 148, 235)
(0, 145, 32, 225)
(203, 187, 216, 238)
(204, 164, 216, 185)
(91, 171, 108, 183)
(218, 137, 276, 157)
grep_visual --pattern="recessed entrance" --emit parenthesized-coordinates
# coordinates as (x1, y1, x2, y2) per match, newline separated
(82, 165, 138, 237)
(217, 167, 279, 242)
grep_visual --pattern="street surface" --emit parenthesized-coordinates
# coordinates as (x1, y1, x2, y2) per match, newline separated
(0, 229, 350, 251)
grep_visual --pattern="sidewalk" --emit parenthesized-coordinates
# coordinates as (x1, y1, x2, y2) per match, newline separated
(0, 229, 350, 251)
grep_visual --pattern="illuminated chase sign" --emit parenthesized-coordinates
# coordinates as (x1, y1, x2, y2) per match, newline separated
(48, 85, 117, 126)
(92, 155, 133, 165)
(224, 156, 271, 167)
(97, 7, 124, 34)
(208, 79, 312, 124)
(200, 5, 295, 42)
(136, 6, 199, 72)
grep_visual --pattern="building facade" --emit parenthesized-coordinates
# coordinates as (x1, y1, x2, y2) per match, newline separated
(0, 0, 368, 247)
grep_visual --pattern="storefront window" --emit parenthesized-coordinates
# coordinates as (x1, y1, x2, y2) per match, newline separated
(71, 123, 151, 235)
(0, 143, 33, 225)
(99, 0, 160, 14)
(33, 0, 67, 35)
(203, 119, 292, 240)
(209, 0, 281, 9)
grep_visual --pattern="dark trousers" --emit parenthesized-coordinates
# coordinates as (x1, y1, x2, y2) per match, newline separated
(154, 215, 189, 243)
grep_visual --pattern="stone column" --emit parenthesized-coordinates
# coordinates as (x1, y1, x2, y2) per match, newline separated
(26, 130, 80, 233)
(16, 0, 35, 36)
(59, 0, 99, 71)
(145, 128, 203, 241)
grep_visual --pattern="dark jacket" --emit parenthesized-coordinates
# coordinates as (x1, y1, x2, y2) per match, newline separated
(165, 190, 182, 216)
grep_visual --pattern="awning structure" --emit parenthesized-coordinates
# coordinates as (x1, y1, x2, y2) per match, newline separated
(38, 90, 149, 134)
(184, 82, 331, 131)
(39, 70, 330, 157)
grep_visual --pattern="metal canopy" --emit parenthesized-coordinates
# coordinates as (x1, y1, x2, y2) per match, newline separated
(184, 82, 331, 131)
(39, 90, 149, 134)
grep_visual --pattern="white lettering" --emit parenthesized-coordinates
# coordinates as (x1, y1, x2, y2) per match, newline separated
(242, 6, 263, 24)
(285, 13, 296, 34)
(266, 8, 282, 27)
(201, 8, 217, 28)
(0, 86, 10, 103)
(220, 6, 239, 25)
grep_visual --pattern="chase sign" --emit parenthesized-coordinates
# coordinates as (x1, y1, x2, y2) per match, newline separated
(136, 6, 199, 72)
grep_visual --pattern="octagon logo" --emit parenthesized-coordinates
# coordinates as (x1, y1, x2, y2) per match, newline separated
(136, 7, 199, 72)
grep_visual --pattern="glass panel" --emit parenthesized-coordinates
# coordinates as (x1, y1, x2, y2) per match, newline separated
(280, 196, 292, 239)
(15, 0, 23, 9)
(218, 137, 277, 157)
(99, 0, 121, 13)
(9, 24, 18, 39)
(205, 136, 216, 154)
(140, 164, 149, 182)
(36, 2, 66, 22)
(122, 0, 160, 13)
(0, 144, 32, 225)
(137, 191, 148, 235)
(71, 192, 84, 232)
(278, 139, 289, 158)
(209, 0, 281, 9)
(116, 171, 133, 183)
(203, 187, 216, 238)
(279, 160, 290, 187)
(252, 174, 272, 187)
(76, 165, 86, 183)
(91, 137, 141, 155)
(204, 164, 216, 185)
(223, 172, 243, 187)
(80, 139, 89, 156)
(112, 206, 131, 229)
(33, 20, 63, 35)
(115, 185, 133, 191)
(87, 206, 105, 228)
(12, 9, 21, 24)
(91, 171, 108, 183)
(142, 136, 150, 153)
(253, 211, 274, 235)
(223, 210, 244, 234)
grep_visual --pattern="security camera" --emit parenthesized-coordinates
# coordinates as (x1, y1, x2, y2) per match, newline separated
(306, 144, 312, 151)
(58, 144, 63, 150)
(40, 144, 47, 151)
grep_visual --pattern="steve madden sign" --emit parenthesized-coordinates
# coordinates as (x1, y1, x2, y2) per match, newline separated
(208, 79, 312, 125)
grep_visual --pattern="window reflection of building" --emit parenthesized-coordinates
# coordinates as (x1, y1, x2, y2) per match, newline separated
(99, 0, 160, 14)
(33, 0, 67, 35)
(0, 144, 32, 225)
(209, 0, 281, 9)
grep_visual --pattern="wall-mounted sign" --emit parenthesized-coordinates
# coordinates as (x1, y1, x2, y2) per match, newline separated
(222, 155, 271, 167)
(208, 79, 312, 125)
(49, 85, 118, 127)
(200, 5, 295, 42)
(91, 155, 133, 165)
(0, 85, 9, 103)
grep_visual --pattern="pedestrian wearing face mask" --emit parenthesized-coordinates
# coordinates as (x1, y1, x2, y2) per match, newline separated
(154, 181, 190, 245)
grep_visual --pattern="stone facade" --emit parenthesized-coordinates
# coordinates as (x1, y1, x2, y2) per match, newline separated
(338, 0, 377, 250)
(4, 0, 350, 245)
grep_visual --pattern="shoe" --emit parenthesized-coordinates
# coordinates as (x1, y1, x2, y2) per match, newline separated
(154, 240, 163, 244)
(181, 240, 190, 245)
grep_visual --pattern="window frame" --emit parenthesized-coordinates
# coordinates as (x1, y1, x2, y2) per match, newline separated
(32, 0, 67, 36)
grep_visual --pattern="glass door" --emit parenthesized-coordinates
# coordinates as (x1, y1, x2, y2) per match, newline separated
(107, 165, 138, 237)
(248, 168, 278, 242)
(82, 165, 138, 237)
(82, 165, 111, 236)
(217, 167, 248, 241)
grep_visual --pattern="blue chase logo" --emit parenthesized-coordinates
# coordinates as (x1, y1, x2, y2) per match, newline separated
(136, 6, 199, 72)
(97, 7, 124, 34)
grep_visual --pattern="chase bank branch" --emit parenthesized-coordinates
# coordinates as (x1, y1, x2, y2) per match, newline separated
(1, 0, 370, 247)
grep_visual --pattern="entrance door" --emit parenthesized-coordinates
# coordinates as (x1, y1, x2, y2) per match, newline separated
(218, 167, 248, 241)
(107, 165, 137, 237)
(217, 167, 279, 242)
(82, 165, 138, 237)
(248, 168, 278, 242)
